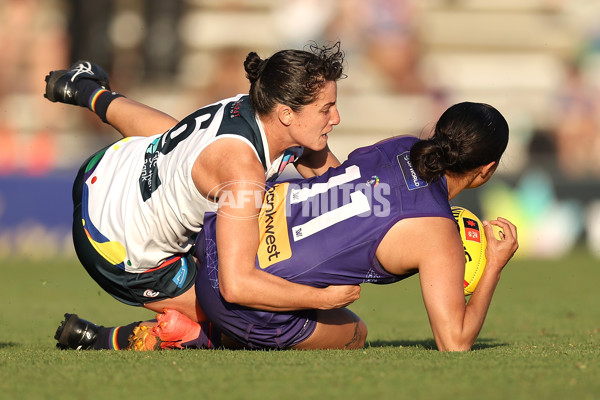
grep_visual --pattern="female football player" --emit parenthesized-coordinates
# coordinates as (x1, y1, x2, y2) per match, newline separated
(46, 43, 360, 350)
(117, 102, 517, 352)
(174, 101, 519, 352)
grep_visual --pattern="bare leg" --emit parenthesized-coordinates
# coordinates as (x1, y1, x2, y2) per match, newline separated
(292, 308, 367, 350)
(105, 97, 178, 138)
(143, 284, 206, 322)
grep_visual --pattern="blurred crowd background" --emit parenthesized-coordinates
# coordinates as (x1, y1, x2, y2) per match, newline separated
(1, 0, 599, 259)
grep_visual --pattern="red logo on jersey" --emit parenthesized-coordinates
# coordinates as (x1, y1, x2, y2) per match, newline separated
(230, 100, 243, 118)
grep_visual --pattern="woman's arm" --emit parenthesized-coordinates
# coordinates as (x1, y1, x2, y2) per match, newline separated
(194, 139, 360, 311)
(377, 216, 518, 351)
(105, 97, 179, 137)
(417, 217, 518, 351)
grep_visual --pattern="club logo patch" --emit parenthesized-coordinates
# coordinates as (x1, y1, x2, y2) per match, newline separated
(366, 176, 380, 186)
(397, 152, 427, 190)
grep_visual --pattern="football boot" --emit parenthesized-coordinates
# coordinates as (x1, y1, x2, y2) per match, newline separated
(54, 313, 100, 350)
(153, 308, 201, 346)
(44, 60, 110, 104)
(127, 309, 203, 351)
(127, 325, 163, 351)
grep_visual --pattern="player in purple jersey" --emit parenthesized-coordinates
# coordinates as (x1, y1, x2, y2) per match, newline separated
(47, 43, 360, 351)
(125, 101, 518, 352)
(53, 99, 518, 351)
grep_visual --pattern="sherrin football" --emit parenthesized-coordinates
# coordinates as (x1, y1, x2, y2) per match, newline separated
(452, 206, 487, 296)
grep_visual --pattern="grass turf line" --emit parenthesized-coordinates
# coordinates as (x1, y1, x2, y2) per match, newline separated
(0, 249, 598, 400)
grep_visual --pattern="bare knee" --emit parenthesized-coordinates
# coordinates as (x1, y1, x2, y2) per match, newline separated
(345, 317, 368, 350)
(340, 308, 368, 349)
(143, 284, 206, 322)
(294, 308, 368, 350)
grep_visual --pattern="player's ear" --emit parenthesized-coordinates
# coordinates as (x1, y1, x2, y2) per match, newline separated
(277, 105, 293, 126)
(480, 161, 497, 179)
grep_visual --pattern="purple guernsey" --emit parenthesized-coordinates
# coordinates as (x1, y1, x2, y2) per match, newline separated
(194, 135, 455, 348)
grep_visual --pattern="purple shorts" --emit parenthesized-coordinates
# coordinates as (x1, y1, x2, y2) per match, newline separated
(194, 235, 317, 349)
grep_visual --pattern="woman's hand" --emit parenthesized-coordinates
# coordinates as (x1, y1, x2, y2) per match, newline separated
(483, 217, 519, 272)
(318, 285, 361, 309)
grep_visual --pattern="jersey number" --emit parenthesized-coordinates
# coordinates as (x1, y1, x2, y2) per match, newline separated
(289, 165, 371, 241)
(139, 105, 219, 201)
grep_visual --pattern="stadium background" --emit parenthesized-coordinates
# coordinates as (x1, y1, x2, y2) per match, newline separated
(1, 0, 599, 261)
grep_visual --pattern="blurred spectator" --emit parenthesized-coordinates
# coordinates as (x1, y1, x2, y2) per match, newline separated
(0, 0, 69, 174)
(273, 0, 426, 95)
(0, 0, 67, 98)
(68, 0, 112, 71)
(272, 0, 337, 47)
(203, 47, 251, 102)
(69, 0, 183, 90)
(327, 0, 425, 94)
(553, 61, 600, 178)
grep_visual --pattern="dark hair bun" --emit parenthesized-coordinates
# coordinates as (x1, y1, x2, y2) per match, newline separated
(410, 139, 447, 182)
(409, 102, 509, 183)
(244, 52, 266, 84)
(434, 135, 460, 168)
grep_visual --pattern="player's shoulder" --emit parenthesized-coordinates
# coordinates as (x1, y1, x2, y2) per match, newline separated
(374, 134, 419, 146)
(347, 135, 419, 159)
(193, 138, 265, 195)
(374, 135, 420, 153)
(378, 216, 461, 275)
(200, 137, 263, 166)
(184, 94, 251, 124)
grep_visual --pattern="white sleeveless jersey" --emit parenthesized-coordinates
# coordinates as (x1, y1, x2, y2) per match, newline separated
(81, 94, 303, 273)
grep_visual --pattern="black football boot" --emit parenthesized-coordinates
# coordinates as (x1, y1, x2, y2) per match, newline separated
(44, 60, 111, 104)
(54, 313, 100, 350)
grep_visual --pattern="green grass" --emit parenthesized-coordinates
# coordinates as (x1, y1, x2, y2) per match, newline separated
(1, 249, 598, 400)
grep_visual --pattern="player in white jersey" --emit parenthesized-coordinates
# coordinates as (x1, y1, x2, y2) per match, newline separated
(46, 43, 360, 350)
(77, 94, 301, 276)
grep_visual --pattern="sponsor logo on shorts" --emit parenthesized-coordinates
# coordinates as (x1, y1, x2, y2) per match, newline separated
(397, 152, 427, 190)
(172, 258, 188, 288)
(143, 289, 160, 298)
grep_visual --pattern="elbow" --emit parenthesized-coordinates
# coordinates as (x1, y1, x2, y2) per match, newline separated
(219, 278, 245, 304)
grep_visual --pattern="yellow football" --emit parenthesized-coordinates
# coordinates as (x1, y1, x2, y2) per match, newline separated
(452, 206, 487, 296)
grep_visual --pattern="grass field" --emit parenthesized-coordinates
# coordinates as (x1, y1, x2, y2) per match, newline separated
(1, 249, 598, 400)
